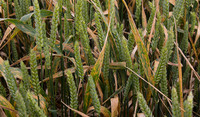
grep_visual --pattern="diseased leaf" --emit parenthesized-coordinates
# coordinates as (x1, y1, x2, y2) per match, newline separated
(0, 95, 17, 117)
(122, 0, 154, 84)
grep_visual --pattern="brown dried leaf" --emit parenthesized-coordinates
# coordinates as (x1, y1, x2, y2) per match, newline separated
(111, 96, 120, 117)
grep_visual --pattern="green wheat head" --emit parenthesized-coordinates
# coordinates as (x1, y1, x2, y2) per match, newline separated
(137, 92, 153, 117)
(103, 42, 110, 97)
(113, 25, 125, 61)
(182, 64, 191, 85)
(166, 27, 175, 60)
(66, 70, 78, 109)
(44, 45, 51, 68)
(93, 0, 103, 17)
(171, 50, 178, 83)
(33, 0, 44, 52)
(75, 0, 95, 65)
(22, 0, 30, 15)
(64, 13, 71, 41)
(20, 61, 31, 92)
(160, 67, 168, 97)
(82, 0, 89, 24)
(151, 12, 161, 52)
(132, 63, 140, 93)
(123, 63, 139, 102)
(14, 0, 23, 19)
(127, 31, 135, 54)
(163, 0, 169, 20)
(154, 47, 168, 84)
(95, 12, 104, 49)
(15, 91, 28, 117)
(11, 40, 18, 62)
(109, 0, 115, 28)
(184, 92, 193, 117)
(172, 0, 184, 21)
(190, 12, 196, 36)
(74, 41, 84, 81)
(64, 0, 72, 40)
(122, 38, 133, 70)
(180, 21, 189, 54)
(30, 49, 40, 95)
(88, 76, 101, 115)
(26, 91, 46, 117)
(171, 87, 181, 117)
(3, 61, 17, 97)
(147, 1, 156, 34)
(50, 3, 59, 49)
(135, 0, 142, 23)
(157, 24, 165, 50)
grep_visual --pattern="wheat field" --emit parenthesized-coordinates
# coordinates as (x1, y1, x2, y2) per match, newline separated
(0, 0, 200, 116)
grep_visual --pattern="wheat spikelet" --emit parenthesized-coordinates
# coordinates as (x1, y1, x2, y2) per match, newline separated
(110, 0, 115, 28)
(50, 3, 59, 49)
(10, 39, 18, 62)
(26, 91, 46, 117)
(75, 0, 95, 65)
(64, 13, 71, 40)
(74, 40, 84, 81)
(113, 25, 125, 61)
(122, 38, 133, 69)
(151, 12, 161, 52)
(23, 0, 30, 15)
(95, 12, 104, 49)
(64, 0, 72, 40)
(147, 2, 156, 34)
(124, 63, 140, 102)
(190, 12, 196, 36)
(103, 42, 110, 97)
(30, 49, 40, 95)
(135, 0, 142, 23)
(14, 0, 23, 19)
(137, 92, 153, 117)
(171, 87, 181, 117)
(15, 91, 28, 117)
(184, 92, 193, 117)
(180, 22, 189, 54)
(171, 50, 178, 83)
(20, 61, 31, 91)
(132, 63, 140, 93)
(88, 76, 101, 115)
(4, 61, 17, 97)
(33, 0, 44, 52)
(166, 27, 174, 60)
(44, 46, 51, 69)
(160, 67, 168, 97)
(19, 83, 31, 115)
(66, 70, 78, 109)
(173, 0, 184, 21)
(123, 74, 133, 102)
(127, 32, 135, 54)
(182, 64, 191, 85)
(82, 0, 89, 24)
(93, 0, 103, 17)
(163, 0, 169, 20)
(154, 47, 168, 84)
(158, 24, 165, 50)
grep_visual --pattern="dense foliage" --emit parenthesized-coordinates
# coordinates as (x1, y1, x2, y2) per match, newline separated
(0, 0, 199, 116)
